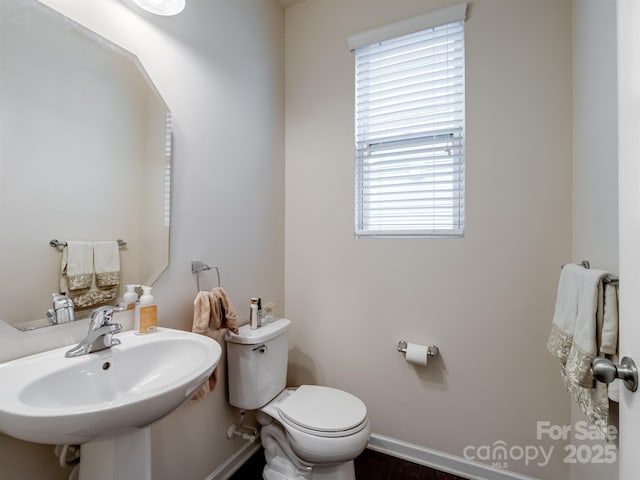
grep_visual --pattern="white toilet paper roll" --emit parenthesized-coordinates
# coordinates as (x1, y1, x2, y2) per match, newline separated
(405, 343, 429, 367)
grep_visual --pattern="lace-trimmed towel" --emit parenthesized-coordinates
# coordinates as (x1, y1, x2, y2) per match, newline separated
(60, 241, 93, 292)
(93, 241, 121, 287)
(59, 241, 119, 309)
(546, 263, 618, 439)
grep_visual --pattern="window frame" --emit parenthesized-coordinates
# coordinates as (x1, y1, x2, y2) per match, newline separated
(350, 5, 467, 239)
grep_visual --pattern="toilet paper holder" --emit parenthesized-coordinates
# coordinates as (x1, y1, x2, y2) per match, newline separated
(397, 340, 439, 358)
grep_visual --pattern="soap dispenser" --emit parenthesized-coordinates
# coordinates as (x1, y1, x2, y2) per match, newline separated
(135, 285, 157, 334)
(122, 284, 139, 310)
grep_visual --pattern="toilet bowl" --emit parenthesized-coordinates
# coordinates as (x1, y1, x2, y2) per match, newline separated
(225, 319, 370, 480)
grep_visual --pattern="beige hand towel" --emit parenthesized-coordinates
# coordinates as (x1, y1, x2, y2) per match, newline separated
(602, 284, 620, 402)
(60, 241, 94, 293)
(600, 283, 618, 355)
(190, 287, 238, 403)
(93, 241, 121, 287)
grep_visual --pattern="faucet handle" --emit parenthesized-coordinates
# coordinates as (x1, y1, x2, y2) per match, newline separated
(49, 294, 75, 325)
(65, 306, 124, 358)
(90, 306, 123, 328)
(52, 293, 73, 309)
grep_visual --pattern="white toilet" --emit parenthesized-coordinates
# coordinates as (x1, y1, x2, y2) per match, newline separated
(225, 318, 370, 480)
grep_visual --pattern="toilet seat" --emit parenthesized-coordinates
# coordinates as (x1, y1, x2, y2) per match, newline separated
(277, 385, 368, 438)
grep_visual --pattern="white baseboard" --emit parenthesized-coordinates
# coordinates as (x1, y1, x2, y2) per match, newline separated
(204, 433, 539, 480)
(205, 440, 262, 480)
(368, 434, 538, 480)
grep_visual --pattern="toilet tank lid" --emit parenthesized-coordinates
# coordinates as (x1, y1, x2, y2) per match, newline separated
(225, 318, 291, 344)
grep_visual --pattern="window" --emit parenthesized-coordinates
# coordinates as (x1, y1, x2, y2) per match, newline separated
(351, 6, 466, 238)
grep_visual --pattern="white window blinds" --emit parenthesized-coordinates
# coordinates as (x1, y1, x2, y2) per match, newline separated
(354, 18, 465, 238)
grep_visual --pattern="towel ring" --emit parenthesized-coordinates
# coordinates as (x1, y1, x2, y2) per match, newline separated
(191, 261, 220, 291)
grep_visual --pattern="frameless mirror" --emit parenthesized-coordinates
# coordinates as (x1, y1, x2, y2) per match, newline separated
(0, 0, 171, 330)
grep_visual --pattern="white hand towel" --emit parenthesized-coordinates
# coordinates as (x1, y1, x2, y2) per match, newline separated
(547, 264, 584, 364)
(93, 241, 120, 287)
(60, 241, 94, 293)
(547, 263, 611, 439)
(564, 267, 606, 387)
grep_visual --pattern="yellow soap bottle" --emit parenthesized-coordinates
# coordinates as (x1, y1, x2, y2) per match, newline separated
(135, 285, 157, 334)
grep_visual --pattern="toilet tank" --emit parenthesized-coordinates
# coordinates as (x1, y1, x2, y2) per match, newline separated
(225, 318, 290, 410)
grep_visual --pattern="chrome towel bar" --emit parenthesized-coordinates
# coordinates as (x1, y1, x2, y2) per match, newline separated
(50, 239, 127, 248)
(562, 260, 619, 285)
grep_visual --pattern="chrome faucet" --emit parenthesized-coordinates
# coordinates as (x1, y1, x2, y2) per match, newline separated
(65, 306, 123, 358)
(47, 294, 75, 325)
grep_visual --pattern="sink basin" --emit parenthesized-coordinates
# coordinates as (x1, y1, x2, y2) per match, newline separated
(0, 327, 221, 445)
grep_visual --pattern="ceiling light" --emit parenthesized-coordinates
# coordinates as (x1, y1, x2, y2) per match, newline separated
(131, 0, 185, 16)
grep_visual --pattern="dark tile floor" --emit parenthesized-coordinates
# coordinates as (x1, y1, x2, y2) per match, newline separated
(229, 448, 468, 480)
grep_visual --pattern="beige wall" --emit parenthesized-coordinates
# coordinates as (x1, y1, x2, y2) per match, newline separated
(0, 0, 285, 479)
(284, 1, 572, 478)
(572, 1, 618, 272)
(571, 1, 619, 479)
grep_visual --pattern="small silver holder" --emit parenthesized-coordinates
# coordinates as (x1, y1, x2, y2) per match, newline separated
(191, 260, 221, 291)
(397, 340, 439, 358)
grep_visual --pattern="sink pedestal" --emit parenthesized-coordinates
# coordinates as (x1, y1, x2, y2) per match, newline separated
(79, 428, 151, 480)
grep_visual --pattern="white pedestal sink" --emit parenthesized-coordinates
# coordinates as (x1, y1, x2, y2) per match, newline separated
(0, 327, 222, 480)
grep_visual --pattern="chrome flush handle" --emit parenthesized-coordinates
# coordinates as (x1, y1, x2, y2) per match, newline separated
(252, 344, 268, 354)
